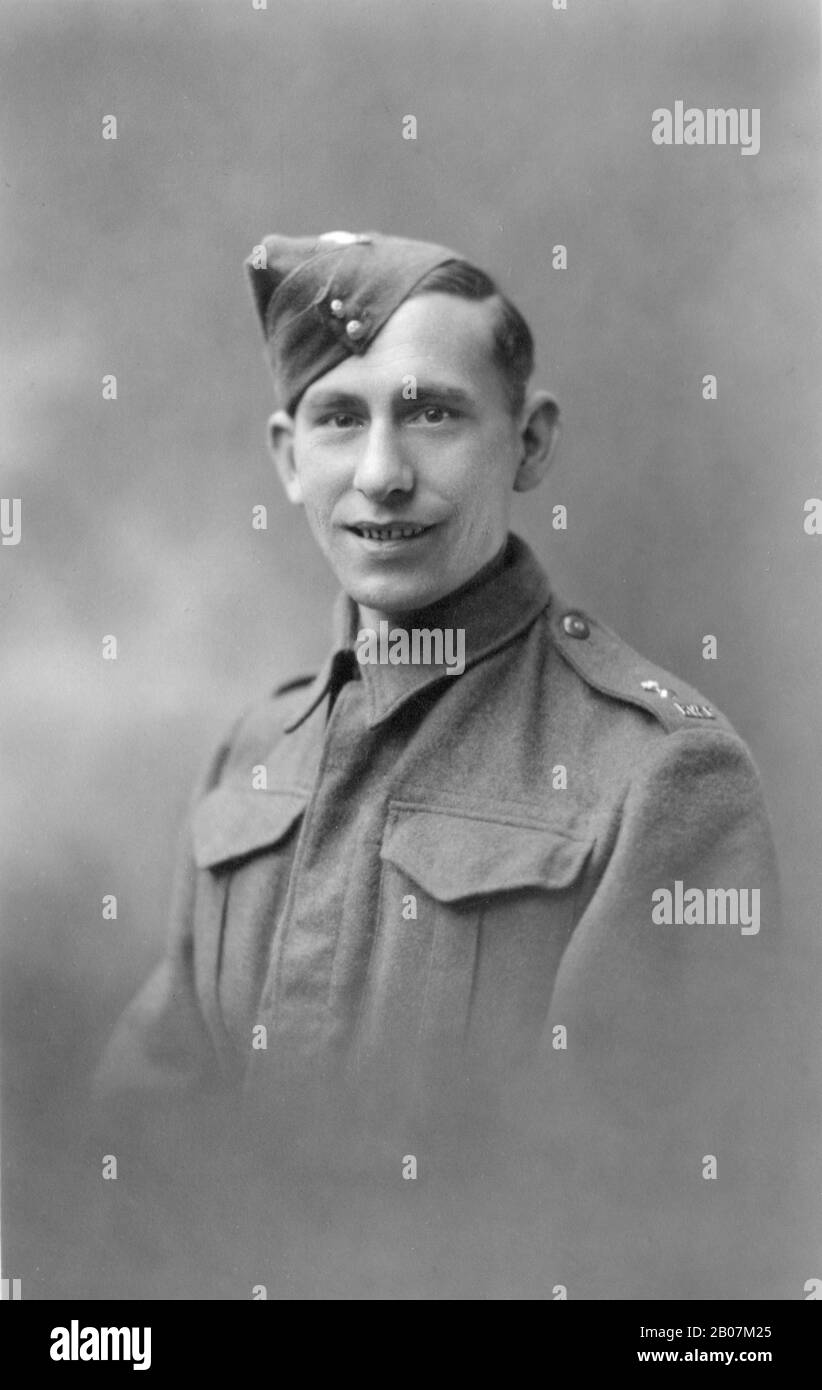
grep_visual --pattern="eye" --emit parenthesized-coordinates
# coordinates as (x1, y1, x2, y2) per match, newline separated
(317, 412, 360, 429)
(414, 405, 452, 425)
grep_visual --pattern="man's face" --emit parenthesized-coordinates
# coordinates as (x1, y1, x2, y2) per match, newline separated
(281, 292, 526, 620)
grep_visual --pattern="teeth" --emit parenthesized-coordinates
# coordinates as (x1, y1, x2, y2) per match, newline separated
(357, 525, 426, 540)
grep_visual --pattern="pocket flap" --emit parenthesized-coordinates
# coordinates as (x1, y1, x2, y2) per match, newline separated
(192, 785, 307, 869)
(380, 807, 592, 902)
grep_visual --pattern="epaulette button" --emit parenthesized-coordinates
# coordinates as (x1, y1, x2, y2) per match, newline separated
(562, 612, 590, 639)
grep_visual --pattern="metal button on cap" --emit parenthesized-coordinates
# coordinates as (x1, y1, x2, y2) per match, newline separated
(319, 231, 360, 244)
(318, 230, 373, 245)
(562, 612, 590, 639)
(329, 298, 345, 317)
(346, 319, 366, 340)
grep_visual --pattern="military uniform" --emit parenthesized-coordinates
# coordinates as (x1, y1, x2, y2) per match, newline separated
(97, 533, 779, 1144)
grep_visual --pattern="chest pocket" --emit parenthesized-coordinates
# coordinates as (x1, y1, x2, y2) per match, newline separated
(192, 786, 308, 869)
(190, 784, 309, 1052)
(356, 802, 593, 1080)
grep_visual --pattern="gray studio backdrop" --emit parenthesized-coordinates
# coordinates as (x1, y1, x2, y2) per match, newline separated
(3, 0, 820, 1296)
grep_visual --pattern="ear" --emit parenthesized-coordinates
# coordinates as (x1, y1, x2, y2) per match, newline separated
(513, 391, 560, 493)
(267, 410, 302, 504)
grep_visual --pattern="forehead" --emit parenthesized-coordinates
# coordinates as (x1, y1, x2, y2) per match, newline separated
(300, 292, 504, 404)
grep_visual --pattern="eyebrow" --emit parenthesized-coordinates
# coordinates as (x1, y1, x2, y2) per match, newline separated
(303, 381, 476, 411)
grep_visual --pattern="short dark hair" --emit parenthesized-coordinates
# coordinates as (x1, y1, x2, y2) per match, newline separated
(405, 259, 534, 415)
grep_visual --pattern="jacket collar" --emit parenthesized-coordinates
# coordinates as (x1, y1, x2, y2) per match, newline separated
(284, 532, 552, 732)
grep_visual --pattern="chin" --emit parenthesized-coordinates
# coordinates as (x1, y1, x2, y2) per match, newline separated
(346, 574, 444, 616)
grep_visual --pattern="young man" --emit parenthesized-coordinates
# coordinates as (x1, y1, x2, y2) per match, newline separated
(97, 230, 779, 1178)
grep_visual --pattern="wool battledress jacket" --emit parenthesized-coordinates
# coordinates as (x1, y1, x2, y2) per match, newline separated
(97, 534, 780, 1148)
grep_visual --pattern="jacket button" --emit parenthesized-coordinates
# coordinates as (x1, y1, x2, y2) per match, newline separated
(562, 611, 590, 639)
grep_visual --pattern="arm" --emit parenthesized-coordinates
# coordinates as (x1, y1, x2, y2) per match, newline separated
(543, 727, 782, 1124)
(512, 730, 788, 1297)
(91, 731, 236, 1106)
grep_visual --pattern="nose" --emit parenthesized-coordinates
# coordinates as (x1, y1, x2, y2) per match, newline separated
(352, 419, 414, 502)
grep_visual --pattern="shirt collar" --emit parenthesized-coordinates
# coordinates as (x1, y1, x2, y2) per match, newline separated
(284, 532, 552, 732)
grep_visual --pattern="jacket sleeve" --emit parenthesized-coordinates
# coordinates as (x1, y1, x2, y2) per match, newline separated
(91, 730, 236, 1106)
(539, 726, 783, 1126)
(513, 728, 790, 1299)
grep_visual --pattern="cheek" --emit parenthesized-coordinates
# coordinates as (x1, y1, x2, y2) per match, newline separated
(292, 449, 341, 524)
(454, 443, 515, 517)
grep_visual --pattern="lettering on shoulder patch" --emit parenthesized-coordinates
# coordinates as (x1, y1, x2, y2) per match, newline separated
(640, 679, 716, 720)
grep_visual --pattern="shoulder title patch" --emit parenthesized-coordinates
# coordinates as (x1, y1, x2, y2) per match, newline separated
(549, 601, 730, 734)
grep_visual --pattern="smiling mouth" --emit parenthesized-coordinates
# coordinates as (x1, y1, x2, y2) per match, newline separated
(348, 524, 432, 541)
